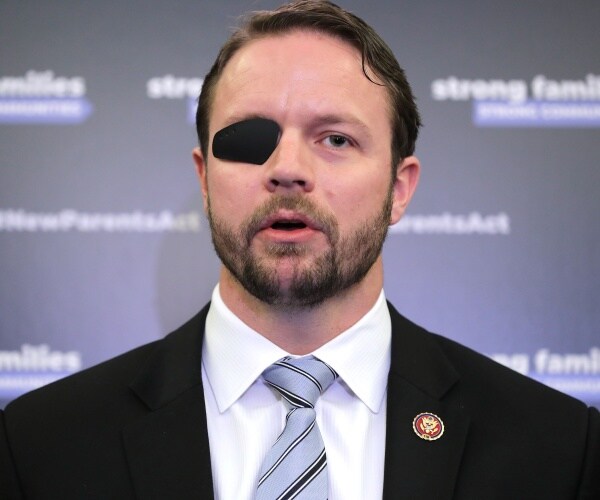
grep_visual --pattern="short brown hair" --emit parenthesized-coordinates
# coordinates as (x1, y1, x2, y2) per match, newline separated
(196, 0, 421, 166)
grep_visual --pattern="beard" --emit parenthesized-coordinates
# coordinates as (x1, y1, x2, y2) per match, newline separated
(207, 189, 393, 309)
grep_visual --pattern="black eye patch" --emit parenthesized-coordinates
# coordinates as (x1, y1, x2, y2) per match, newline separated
(212, 118, 281, 165)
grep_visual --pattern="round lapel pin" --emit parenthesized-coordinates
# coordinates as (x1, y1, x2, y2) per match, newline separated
(413, 412, 444, 441)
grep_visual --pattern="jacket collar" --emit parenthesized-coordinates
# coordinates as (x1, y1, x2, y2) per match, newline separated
(383, 302, 470, 500)
(123, 305, 214, 499)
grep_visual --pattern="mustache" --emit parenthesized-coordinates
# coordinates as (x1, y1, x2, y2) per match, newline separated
(243, 195, 338, 244)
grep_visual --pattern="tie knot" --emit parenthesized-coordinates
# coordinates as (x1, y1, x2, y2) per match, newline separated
(262, 356, 338, 409)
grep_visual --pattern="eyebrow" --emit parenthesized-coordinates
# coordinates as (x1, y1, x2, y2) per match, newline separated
(309, 113, 373, 140)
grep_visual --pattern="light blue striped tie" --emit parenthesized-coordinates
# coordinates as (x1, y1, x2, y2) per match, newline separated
(256, 356, 338, 500)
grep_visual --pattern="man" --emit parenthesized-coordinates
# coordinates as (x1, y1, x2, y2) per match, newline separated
(1, 1, 599, 499)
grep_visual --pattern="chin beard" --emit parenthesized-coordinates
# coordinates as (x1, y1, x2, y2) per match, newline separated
(208, 192, 392, 308)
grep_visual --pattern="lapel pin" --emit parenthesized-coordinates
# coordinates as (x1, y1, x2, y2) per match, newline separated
(413, 412, 444, 441)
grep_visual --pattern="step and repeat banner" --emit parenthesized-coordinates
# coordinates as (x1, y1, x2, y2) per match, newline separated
(1, 1, 599, 409)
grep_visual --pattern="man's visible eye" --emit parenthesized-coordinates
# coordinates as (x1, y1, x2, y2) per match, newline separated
(323, 134, 353, 148)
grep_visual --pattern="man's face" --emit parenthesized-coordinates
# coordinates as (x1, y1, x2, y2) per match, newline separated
(195, 31, 418, 308)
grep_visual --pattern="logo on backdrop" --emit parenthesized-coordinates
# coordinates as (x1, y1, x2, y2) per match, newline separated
(146, 75, 203, 123)
(432, 74, 600, 127)
(490, 347, 600, 403)
(0, 70, 93, 124)
(0, 344, 82, 399)
(389, 211, 510, 235)
(0, 209, 201, 233)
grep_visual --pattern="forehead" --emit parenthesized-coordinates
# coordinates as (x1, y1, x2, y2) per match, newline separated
(210, 30, 391, 131)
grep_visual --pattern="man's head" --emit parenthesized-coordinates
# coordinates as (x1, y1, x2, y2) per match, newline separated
(196, 0, 421, 168)
(193, 1, 421, 309)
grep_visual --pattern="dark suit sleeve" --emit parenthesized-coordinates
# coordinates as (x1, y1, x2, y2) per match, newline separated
(577, 407, 600, 499)
(0, 410, 23, 499)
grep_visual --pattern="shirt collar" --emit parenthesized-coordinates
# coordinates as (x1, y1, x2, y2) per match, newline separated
(202, 285, 288, 413)
(202, 285, 391, 414)
(313, 291, 391, 413)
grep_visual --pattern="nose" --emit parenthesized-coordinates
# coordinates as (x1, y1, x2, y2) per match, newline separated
(264, 131, 315, 193)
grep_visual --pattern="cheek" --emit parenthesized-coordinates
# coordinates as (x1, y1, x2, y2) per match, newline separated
(207, 168, 242, 205)
(207, 167, 263, 223)
(324, 170, 390, 221)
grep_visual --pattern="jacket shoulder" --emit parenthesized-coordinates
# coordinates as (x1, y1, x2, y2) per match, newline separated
(387, 303, 599, 498)
(432, 331, 588, 414)
(3, 305, 208, 428)
(387, 301, 588, 413)
(1, 307, 209, 499)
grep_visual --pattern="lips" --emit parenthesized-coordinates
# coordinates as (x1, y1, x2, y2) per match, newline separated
(259, 211, 322, 233)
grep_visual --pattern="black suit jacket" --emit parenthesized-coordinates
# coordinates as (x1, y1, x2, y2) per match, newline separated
(1, 303, 599, 499)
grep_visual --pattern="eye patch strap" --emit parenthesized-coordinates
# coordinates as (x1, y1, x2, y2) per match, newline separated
(212, 118, 281, 165)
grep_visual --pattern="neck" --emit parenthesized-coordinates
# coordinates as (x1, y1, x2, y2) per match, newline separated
(218, 258, 384, 354)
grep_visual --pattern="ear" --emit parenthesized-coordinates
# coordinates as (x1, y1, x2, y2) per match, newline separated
(390, 155, 420, 225)
(192, 147, 209, 213)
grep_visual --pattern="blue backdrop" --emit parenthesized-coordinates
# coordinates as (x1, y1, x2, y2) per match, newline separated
(1, 0, 599, 408)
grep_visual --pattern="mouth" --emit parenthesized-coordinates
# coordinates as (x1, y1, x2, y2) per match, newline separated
(270, 220, 308, 231)
(257, 211, 322, 239)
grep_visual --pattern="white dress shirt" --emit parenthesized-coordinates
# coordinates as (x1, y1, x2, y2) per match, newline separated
(202, 285, 391, 499)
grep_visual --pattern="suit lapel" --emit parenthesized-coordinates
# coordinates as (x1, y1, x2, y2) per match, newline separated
(383, 304, 470, 500)
(122, 306, 214, 499)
